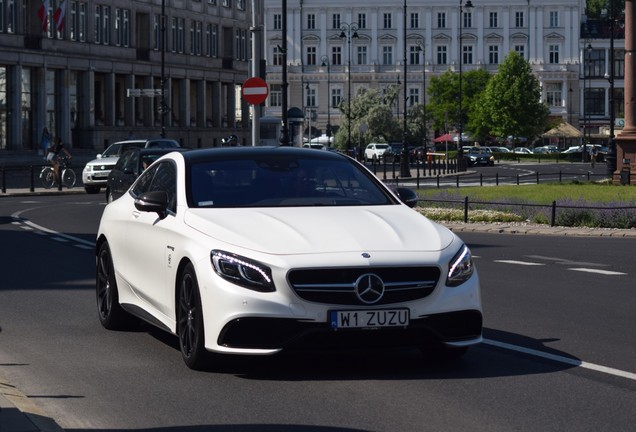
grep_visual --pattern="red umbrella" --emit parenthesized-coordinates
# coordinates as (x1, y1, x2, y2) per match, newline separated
(433, 133, 455, 143)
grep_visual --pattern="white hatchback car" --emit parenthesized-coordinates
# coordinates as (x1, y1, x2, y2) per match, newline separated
(96, 147, 482, 369)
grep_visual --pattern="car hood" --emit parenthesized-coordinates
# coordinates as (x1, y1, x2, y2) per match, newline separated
(184, 205, 455, 255)
(85, 156, 119, 167)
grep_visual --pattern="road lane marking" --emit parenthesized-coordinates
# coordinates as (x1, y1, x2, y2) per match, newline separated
(11, 210, 96, 249)
(483, 339, 636, 381)
(569, 268, 627, 276)
(494, 260, 545, 266)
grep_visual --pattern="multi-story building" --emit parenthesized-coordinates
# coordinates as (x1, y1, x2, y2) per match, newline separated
(0, 0, 251, 153)
(262, 0, 625, 147)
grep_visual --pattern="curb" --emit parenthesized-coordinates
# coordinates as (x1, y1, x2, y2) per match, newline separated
(0, 375, 65, 432)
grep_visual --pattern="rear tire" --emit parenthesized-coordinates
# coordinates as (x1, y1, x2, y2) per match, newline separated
(177, 263, 209, 370)
(40, 167, 55, 189)
(96, 241, 131, 330)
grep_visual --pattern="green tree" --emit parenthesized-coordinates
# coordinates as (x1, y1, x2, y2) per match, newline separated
(426, 69, 491, 136)
(473, 51, 549, 142)
(335, 87, 401, 149)
(586, 0, 624, 19)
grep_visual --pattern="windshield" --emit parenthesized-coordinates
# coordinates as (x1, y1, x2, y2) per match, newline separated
(189, 155, 395, 208)
(101, 143, 124, 158)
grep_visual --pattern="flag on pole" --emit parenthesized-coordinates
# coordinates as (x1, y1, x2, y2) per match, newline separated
(54, 0, 67, 32)
(37, 0, 50, 32)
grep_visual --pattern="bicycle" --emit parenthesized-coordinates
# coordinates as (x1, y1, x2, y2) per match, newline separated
(40, 156, 76, 189)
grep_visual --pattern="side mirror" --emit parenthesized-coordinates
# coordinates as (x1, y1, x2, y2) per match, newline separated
(134, 191, 169, 219)
(395, 187, 418, 208)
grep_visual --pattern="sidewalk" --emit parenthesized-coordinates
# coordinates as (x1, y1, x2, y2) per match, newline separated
(0, 373, 65, 432)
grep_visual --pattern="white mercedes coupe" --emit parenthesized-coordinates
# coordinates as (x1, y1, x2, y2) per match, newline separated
(96, 147, 482, 369)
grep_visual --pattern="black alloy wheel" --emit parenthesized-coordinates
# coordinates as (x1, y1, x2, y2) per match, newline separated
(177, 263, 208, 370)
(96, 242, 130, 330)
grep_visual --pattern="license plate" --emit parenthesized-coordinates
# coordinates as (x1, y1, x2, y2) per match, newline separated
(330, 309, 409, 330)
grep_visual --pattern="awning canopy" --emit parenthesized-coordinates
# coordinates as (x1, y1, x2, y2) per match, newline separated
(433, 133, 455, 143)
(542, 122, 583, 138)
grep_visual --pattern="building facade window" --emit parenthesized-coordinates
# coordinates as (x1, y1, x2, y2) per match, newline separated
(586, 88, 605, 115)
(410, 13, 419, 29)
(206, 23, 218, 57)
(305, 87, 316, 107)
(515, 11, 524, 28)
(332, 13, 340, 29)
(437, 12, 445, 28)
(488, 45, 499, 64)
(358, 13, 366, 29)
(115, 8, 131, 47)
(71, 1, 87, 42)
(409, 88, 419, 106)
(357, 46, 367, 65)
(514, 44, 525, 59)
(545, 82, 562, 107)
(273, 45, 283, 65)
(548, 44, 559, 64)
(463, 11, 472, 28)
(306, 46, 316, 65)
(409, 45, 420, 65)
(549, 11, 559, 27)
(437, 45, 447, 64)
(382, 46, 393, 64)
(273, 14, 281, 30)
(463, 45, 473, 65)
(383, 13, 392, 29)
(332, 88, 342, 109)
(269, 84, 281, 107)
(489, 12, 498, 28)
(332, 46, 342, 65)
(307, 13, 315, 30)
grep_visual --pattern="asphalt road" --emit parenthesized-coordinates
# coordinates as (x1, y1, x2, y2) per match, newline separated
(1, 194, 635, 431)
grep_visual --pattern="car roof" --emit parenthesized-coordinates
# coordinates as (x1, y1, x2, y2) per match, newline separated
(123, 147, 189, 156)
(181, 146, 347, 164)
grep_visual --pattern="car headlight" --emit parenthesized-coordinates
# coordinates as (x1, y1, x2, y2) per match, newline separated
(211, 250, 275, 292)
(446, 244, 474, 287)
(84, 165, 93, 172)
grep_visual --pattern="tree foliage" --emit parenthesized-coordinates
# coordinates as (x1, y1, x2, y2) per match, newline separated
(426, 69, 491, 136)
(472, 51, 549, 141)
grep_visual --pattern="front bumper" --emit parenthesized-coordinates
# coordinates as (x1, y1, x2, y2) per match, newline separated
(217, 310, 483, 351)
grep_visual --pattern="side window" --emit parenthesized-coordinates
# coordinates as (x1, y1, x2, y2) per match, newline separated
(123, 151, 139, 174)
(131, 163, 158, 196)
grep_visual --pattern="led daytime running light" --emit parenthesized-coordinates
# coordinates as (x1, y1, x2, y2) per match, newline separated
(213, 251, 272, 284)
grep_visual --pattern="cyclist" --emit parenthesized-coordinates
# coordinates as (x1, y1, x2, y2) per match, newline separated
(46, 136, 72, 182)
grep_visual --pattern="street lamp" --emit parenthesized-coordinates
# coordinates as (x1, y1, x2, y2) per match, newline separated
(399, 0, 410, 177)
(458, 0, 473, 171)
(584, 43, 592, 162)
(340, 22, 359, 155)
(321, 55, 332, 140)
(416, 38, 427, 147)
(605, 0, 617, 179)
(279, 0, 290, 145)
(160, 0, 166, 138)
(305, 83, 311, 143)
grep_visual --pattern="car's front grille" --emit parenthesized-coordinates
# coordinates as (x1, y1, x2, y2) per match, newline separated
(287, 266, 440, 306)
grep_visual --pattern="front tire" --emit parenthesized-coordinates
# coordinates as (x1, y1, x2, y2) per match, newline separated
(96, 241, 131, 330)
(85, 185, 101, 194)
(177, 263, 209, 370)
(62, 169, 76, 188)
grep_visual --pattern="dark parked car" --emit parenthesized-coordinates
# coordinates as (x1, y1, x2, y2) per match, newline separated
(105, 147, 189, 203)
(382, 143, 403, 164)
(464, 147, 494, 166)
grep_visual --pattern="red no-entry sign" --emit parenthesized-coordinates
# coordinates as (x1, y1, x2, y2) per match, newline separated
(242, 77, 269, 105)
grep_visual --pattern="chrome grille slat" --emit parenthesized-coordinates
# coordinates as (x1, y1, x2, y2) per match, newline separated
(287, 266, 441, 306)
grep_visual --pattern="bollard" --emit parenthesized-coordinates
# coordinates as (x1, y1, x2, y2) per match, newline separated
(30, 166, 35, 192)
